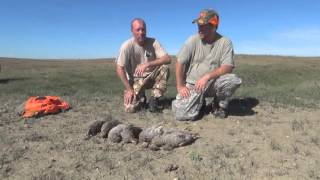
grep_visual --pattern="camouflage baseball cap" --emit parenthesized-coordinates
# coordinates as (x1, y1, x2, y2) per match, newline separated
(192, 9, 219, 26)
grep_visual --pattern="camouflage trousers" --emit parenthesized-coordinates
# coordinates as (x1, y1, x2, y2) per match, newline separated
(124, 65, 170, 113)
(205, 73, 242, 109)
(172, 74, 242, 121)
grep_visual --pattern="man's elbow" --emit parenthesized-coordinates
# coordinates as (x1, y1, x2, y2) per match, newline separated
(116, 65, 125, 75)
(226, 66, 233, 73)
(163, 54, 171, 64)
(221, 65, 233, 74)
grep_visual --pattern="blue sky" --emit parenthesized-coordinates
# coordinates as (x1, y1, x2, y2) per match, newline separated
(1, 0, 320, 59)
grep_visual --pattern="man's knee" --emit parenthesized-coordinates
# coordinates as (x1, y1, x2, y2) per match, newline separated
(214, 73, 242, 96)
(157, 64, 170, 80)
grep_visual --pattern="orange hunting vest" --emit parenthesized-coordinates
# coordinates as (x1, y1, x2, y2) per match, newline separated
(22, 96, 70, 118)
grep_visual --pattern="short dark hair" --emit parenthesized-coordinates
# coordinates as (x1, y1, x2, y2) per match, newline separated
(131, 18, 146, 30)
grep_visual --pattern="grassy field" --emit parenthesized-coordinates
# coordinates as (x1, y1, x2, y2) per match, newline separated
(1, 56, 320, 108)
(0, 55, 320, 179)
(234, 55, 320, 108)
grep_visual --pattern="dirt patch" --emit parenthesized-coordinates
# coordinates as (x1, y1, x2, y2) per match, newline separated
(1, 98, 320, 179)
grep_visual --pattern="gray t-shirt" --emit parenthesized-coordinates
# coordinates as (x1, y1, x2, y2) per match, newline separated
(116, 37, 168, 80)
(177, 33, 234, 84)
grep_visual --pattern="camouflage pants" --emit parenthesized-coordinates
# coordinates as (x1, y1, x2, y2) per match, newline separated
(124, 65, 170, 113)
(205, 73, 242, 109)
(172, 74, 242, 120)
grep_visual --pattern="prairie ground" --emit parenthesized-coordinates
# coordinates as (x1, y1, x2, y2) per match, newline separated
(0, 56, 320, 179)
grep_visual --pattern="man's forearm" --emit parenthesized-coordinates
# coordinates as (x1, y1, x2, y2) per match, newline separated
(175, 61, 186, 89)
(204, 65, 233, 81)
(146, 54, 171, 68)
(116, 66, 133, 91)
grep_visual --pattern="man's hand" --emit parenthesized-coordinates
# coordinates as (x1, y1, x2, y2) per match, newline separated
(177, 85, 191, 98)
(195, 75, 210, 93)
(124, 89, 135, 105)
(134, 63, 149, 77)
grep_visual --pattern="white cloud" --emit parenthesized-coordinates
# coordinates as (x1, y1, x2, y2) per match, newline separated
(236, 27, 320, 56)
(275, 28, 320, 42)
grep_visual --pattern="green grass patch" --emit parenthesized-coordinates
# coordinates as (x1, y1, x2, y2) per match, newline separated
(1, 56, 319, 108)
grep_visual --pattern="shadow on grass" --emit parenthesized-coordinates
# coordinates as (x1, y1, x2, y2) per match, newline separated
(228, 97, 259, 116)
(197, 97, 259, 120)
(0, 77, 29, 84)
(159, 97, 176, 109)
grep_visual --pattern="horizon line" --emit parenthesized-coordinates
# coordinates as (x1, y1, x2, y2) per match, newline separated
(0, 53, 320, 60)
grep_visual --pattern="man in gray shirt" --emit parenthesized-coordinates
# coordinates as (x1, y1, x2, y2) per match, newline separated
(116, 18, 171, 113)
(172, 9, 241, 120)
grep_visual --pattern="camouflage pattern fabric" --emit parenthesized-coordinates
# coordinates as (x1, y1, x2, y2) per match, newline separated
(125, 65, 169, 113)
(172, 74, 241, 121)
(206, 73, 242, 109)
(192, 9, 219, 26)
(172, 83, 209, 121)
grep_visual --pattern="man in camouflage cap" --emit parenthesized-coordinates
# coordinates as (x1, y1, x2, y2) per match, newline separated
(116, 18, 171, 113)
(172, 9, 242, 120)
